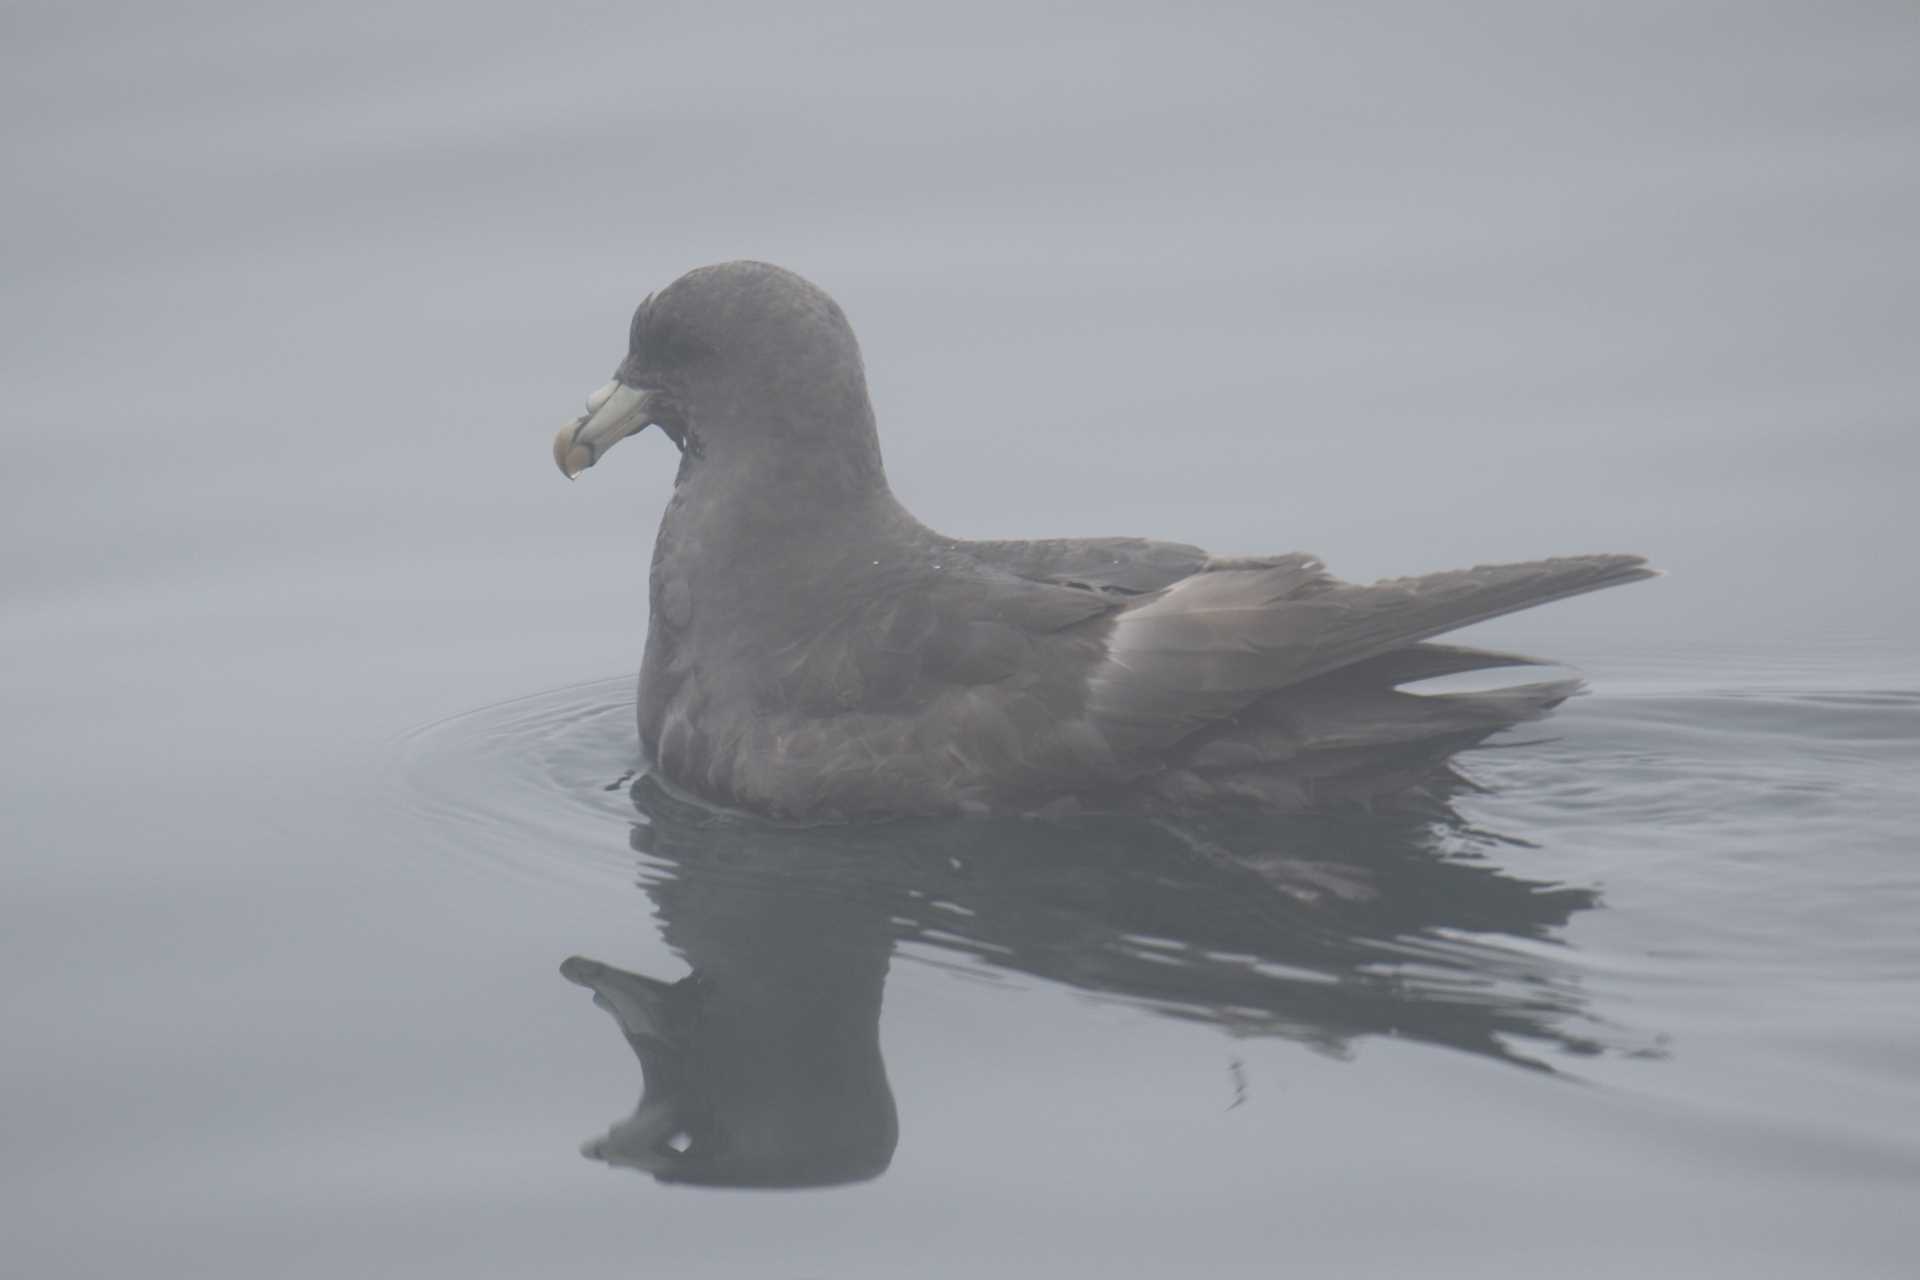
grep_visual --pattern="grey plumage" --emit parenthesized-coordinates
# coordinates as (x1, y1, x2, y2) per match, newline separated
(559, 261, 1655, 822)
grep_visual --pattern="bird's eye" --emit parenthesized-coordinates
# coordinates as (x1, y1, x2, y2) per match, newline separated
(630, 301, 712, 371)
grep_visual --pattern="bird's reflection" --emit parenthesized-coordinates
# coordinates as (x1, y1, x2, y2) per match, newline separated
(565, 776, 1613, 1188)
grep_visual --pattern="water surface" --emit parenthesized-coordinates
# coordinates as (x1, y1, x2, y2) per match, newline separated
(6, 3, 1919, 1275)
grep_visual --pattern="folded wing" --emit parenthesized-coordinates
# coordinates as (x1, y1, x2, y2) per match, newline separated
(1086, 552, 1656, 758)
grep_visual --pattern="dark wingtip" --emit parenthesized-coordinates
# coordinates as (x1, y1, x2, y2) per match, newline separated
(1536, 552, 1661, 594)
(1596, 553, 1659, 580)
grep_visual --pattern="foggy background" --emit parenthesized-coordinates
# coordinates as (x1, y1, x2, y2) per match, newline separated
(7, 0, 1917, 692)
(4, 4, 1919, 1277)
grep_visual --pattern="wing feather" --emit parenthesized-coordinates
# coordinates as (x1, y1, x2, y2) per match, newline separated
(1086, 553, 1654, 755)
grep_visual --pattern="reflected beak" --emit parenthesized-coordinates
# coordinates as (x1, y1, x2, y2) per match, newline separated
(552, 381, 662, 479)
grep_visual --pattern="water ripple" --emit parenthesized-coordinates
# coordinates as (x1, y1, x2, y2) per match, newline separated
(392, 676, 642, 886)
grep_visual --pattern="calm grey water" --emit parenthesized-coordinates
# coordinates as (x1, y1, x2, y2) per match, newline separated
(6, 3, 1919, 1276)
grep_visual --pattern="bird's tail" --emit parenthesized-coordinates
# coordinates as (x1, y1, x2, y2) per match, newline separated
(1088, 552, 1655, 759)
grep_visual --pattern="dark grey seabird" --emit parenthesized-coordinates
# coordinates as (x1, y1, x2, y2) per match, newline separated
(552, 262, 1655, 823)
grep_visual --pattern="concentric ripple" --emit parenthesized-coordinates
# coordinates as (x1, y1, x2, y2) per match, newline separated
(392, 676, 645, 886)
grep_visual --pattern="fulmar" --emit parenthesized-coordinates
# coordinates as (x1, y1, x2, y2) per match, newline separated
(551, 261, 1654, 823)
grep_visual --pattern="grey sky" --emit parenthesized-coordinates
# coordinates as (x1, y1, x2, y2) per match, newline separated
(5, 0, 1917, 657)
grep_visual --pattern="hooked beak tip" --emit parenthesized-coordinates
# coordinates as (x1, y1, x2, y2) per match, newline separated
(551, 381, 657, 480)
(553, 421, 594, 479)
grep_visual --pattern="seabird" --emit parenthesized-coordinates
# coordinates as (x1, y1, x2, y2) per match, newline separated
(551, 262, 1654, 822)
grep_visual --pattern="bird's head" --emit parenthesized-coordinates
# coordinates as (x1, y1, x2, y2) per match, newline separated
(552, 261, 877, 482)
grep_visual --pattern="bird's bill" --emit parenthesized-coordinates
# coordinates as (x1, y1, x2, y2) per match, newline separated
(552, 381, 661, 478)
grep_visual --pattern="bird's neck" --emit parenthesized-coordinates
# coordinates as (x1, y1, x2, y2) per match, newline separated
(674, 379, 895, 522)
(659, 464, 910, 579)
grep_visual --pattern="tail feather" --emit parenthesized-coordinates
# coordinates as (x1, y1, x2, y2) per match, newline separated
(1319, 641, 1551, 688)
(1087, 553, 1652, 757)
(1139, 668, 1583, 813)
